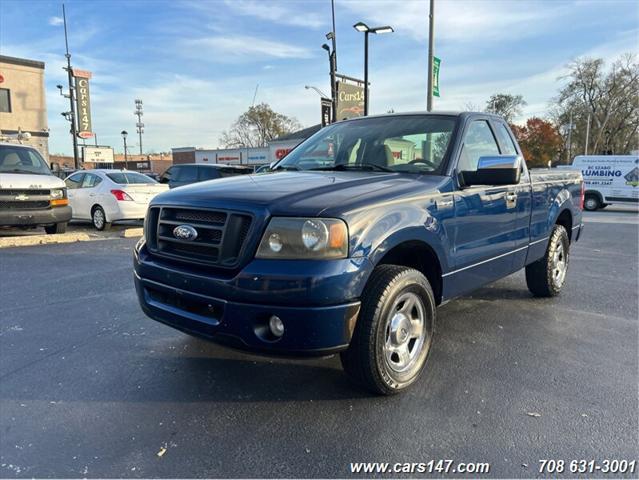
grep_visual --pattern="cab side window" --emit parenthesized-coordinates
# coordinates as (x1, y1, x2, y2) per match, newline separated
(494, 123, 518, 156)
(65, 173, 84, 189)
(458, 120, 500, 172)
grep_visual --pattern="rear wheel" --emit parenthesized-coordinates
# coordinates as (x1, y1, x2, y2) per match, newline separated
(525, 224, 570, 297)
(340, 265, 436, 395)
(583, 194, 601, 211)
(91, 206, 111, 231)
(44, 222, 67, 235)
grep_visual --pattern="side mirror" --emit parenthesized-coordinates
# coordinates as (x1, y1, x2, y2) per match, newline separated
(460, 155, 522, 186)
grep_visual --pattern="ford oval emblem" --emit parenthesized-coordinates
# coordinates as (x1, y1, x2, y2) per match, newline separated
(173, 224, 198, 241)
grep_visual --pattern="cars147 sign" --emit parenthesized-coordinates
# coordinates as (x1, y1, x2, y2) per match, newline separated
(72, 69, 93, 139)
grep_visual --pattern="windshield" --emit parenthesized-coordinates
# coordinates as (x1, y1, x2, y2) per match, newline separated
(276, 115, 457, 174)
(106, 172, 158, 184)
(0, 145, 52, 175)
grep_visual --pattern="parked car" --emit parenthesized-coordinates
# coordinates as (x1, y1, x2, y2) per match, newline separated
(159, 163, 253, 188)
(134, 112, 584, 395)
(65, 169, 168, 230)
(0, 142, 71, 234)
(570, 155, 639, 210)
(144, 172, 162, 182)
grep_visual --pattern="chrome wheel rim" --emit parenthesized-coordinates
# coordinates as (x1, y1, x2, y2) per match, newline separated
(93, 209, 104, 229)
(552, 240, 567, 286)
(383, 292, 427, 374)
(585, 198, 597, 210)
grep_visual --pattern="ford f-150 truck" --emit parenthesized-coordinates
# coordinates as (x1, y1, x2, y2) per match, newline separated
(134, 112, 584, 395)
(0, 142, 71, 234)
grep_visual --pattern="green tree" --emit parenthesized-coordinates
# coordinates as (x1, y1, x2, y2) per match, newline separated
(220, 103, 301, 148)
(485, 93, 527, 123)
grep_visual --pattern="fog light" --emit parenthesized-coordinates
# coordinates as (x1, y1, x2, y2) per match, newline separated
(269, 315, 284, 337)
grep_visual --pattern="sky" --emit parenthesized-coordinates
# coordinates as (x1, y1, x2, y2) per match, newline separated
(1, 0, 637, 155)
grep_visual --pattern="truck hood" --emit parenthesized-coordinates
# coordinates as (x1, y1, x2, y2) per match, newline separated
(151, 171, 448, 216)
(0, 173, 66, 190)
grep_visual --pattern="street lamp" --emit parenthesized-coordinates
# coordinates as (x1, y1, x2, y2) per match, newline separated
(321, 43, 337, 123)
(121, 130, 128, 169)
(353, 22, 394, 116)
(305, 85, 329, 98)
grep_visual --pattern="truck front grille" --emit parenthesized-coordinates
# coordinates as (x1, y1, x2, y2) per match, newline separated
(0, 190, 51, 211)
(146, 206, 253, 268)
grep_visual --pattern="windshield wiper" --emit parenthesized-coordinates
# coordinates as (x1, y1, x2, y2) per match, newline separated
(311, 163, 394, 173)
(274, 165, 299, 171)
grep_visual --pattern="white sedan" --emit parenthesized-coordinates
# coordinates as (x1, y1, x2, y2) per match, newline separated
(64, 169, 168, 230)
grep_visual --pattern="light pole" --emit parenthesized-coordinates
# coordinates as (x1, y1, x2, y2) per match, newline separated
(321, 43, 337, 123)
(305, 85, 329, 98)
(121, 130, 128, 169)
(427, 0, 435, 111)
(353, 22, 394, 116)
(60, 5, 80, 169)
(134, 99, 144, 154)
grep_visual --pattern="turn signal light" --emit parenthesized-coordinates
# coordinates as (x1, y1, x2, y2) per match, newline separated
(50, 198, 69, 207)
(111, 189, 133, 201)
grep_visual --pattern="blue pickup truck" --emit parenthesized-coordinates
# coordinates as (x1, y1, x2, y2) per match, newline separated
(134, 112, 584, 394)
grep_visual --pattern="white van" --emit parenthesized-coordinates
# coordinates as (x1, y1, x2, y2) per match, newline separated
(0, 142, 72, 233)
(571, 155, 639, 210)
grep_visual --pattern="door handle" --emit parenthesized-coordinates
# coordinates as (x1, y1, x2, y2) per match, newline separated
(506, 191, 517, 208)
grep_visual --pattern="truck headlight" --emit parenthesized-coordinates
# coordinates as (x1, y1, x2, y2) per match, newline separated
(256, 217, 348, 259)
(50, 188, 66, 199)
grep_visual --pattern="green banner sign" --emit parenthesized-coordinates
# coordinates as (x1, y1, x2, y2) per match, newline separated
(433, 56, 441, 97)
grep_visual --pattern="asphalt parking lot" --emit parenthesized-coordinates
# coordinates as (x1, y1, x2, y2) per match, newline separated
(0, 208, 637, 478)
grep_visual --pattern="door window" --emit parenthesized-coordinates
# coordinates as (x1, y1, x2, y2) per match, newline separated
(65, 173, 84, 189)
(81, 173, 102, 188)
(198, 167, 220, 181)
(174, 165, 198, 182)
(458, 120, 500, 172)
(494, 123, 518, 156)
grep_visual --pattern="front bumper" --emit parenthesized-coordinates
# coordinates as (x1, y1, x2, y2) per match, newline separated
(133, 243, 371, 356)
(0, 206, 72, 227)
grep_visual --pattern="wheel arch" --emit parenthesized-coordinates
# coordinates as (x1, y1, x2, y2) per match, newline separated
(555, 208, 573, 242)
(370, 237, 445, 305)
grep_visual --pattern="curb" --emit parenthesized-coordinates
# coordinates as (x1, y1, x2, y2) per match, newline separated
(0, 232, 92, 249)
(121, 227, 144, 238)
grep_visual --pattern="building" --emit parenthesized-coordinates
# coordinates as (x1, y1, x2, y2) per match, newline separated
(171, 124, 322, 167)
(49, 152, 173, 175)
(268, 124, 321, 162)
(0, 55, 49, 159)
(171, 146, 269, 166)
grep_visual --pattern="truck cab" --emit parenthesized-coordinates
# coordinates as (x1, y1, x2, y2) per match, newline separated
(0, 142, 71, 234)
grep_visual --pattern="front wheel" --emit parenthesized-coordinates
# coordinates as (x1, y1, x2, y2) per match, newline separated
(340, 265, 436, 395)
(525, 224, 570, 297)
(44, 222, 67, 234)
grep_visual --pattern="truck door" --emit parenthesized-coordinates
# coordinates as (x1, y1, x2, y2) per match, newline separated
(492, 121, 532, 271)
(447, 119, 520, 297)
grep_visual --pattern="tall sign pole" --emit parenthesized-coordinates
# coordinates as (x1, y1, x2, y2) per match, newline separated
(62, 4, 80, 169)
(427, 0, 435, 112)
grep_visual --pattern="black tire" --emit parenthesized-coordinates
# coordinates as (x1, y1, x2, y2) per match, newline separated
(583, 194, 601, 211)
(340, 265, 436, 395)
(91, 206, 111, 231)
(44, 222, 67, 234)
(525, 224, 570, 297)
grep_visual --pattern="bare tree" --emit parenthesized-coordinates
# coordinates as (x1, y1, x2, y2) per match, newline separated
(220, 103, 302, 148)
(485, 93, 527, 123)
(552, 54, 639, 157)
